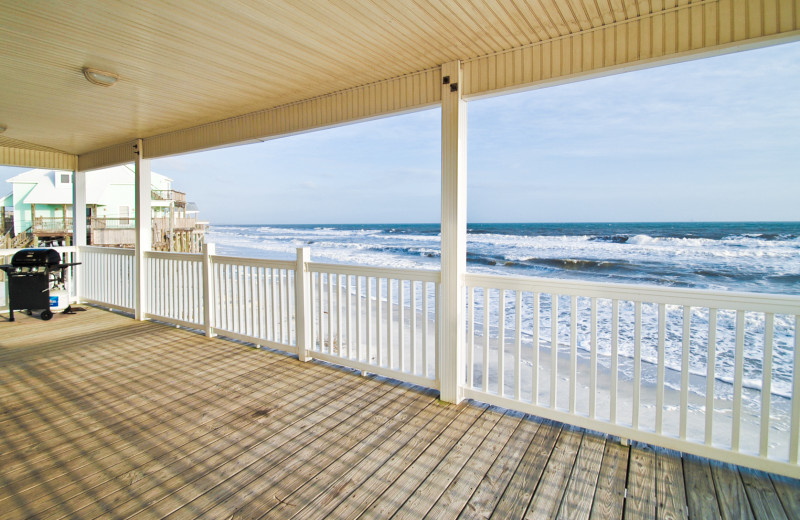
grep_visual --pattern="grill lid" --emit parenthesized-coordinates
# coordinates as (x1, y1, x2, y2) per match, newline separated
(11, 248, 62, 267)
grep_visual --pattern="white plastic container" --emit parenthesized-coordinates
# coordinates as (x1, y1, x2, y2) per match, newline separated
(49, 289, 69, 312)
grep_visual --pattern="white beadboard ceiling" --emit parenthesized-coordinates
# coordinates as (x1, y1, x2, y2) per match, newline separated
(1, 0, 798, 162)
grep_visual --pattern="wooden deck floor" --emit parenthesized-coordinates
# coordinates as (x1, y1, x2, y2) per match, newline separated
(1, 307, 798, 520)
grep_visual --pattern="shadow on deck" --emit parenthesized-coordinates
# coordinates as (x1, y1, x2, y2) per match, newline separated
(1, 307, 798, 519)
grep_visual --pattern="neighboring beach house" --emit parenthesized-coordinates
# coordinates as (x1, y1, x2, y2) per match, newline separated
(2, 165, 206, 251)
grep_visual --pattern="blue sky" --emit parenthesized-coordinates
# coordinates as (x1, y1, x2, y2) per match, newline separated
(3, 41, 799, 224)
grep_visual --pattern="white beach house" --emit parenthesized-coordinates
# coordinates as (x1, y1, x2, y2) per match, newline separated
(3, 165, 204, 249)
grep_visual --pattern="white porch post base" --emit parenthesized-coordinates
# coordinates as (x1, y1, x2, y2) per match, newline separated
(202, 243, 216, 336)
(295, 247, 311, 362)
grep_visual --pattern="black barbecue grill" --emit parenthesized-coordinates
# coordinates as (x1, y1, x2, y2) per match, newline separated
(1, 248, 80, 321)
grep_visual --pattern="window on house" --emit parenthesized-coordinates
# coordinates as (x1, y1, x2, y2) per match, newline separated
(60, 173, 71, 184)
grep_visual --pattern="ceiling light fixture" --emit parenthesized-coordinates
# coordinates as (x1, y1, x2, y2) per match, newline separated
(82, 67, 119, 87)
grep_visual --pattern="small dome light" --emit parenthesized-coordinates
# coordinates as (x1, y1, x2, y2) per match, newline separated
(82, 67, 119, 87)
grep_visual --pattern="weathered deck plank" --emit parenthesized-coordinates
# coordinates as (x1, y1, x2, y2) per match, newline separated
(684, 454, 723, 520)
(489, 419, 561, 519)
(711, 460, 756, 520)
(357, 403, 487, 518)
(391, 407, 505, 519)
(425, 411, 522, 519)
(20, 366, 348, 520)
(0, 307, 797, 520)
(770, 473, 800, 519)
(556, 429, 606, 520)
(291, 399, 468, 520)
(2, 362, 331, 517)
(0, 336, 268, 462)
(589, 439, 628, 520)
(188, 381, 427, 519)
(259, 392, 444, 519)
(457, 414, 542, 519)
(524, 426, 583, 518)
(740, 468, 789, 520)
(119, 375, 389, 519)
(625, 443, 657, 520)
(656, 447, 689, 520)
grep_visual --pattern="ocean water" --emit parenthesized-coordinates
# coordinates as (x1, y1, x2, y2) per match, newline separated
(207, 222, 799, 412)
(207, 222, 800, 295)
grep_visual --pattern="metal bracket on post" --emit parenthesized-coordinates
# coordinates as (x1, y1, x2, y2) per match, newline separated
(295, 247, 311, 362)
(202, 243, 216, 337)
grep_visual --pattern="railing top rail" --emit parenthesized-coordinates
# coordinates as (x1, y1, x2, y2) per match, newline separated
(465, 272, 800, 314)
(1, 246, 78, 256)
(308, 261, 442, 283)
(79, 245, 136, 256)
(151, 189, 186, 202)
(210, 255, 296, 271)
(145, 250, 203, 261)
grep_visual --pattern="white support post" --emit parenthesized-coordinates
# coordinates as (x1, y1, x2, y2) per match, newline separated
(134, 139, 151, 321)
(72, 170, 87, 247)
(439, 60, 467, 404)
(71, 169, 87, 301)
(296, 247, 311, 362)
(202, 243, 216, 337)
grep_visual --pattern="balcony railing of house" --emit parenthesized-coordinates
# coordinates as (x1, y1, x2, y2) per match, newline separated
(152, 217, 201, 232)
(89, 217, 135, 229)
(90, 217, 201, 231)
(32, 216, 73, 233)
(151, 189, 187, 206)
(3, 244, 798, 479)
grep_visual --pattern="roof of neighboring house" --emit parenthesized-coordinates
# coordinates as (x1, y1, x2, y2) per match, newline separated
(6, 165, 172, 206)
(1, 192, 12, 207)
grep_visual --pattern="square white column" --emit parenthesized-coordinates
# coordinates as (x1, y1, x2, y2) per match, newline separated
(439, 60, 467, 404)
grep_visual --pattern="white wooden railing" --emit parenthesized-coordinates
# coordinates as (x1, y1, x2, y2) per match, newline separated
(79, 246, 299, 353)
(308, 263, 440, 388)
(145, 251, 204, 328)
(16, 245, 797, 478)
(209, 255, 297, 352)
(463, 272, 800, 478)
(80, 246, 135, 312)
